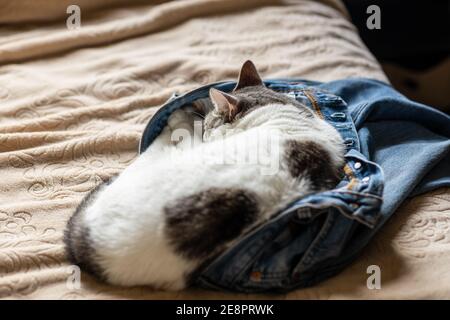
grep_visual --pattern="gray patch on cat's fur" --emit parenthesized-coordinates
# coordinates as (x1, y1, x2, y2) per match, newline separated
(233, 85, 314, 120)
(284, 140, 341, 190)
(203, 85, 314, 132)
(64, 180, 113, 281)
(164, 187, 259, 259)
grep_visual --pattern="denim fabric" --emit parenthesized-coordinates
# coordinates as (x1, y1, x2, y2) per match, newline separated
(139, 78, 450, 293)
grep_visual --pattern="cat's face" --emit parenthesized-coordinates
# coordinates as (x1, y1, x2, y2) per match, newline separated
(203, 60, 306, 138)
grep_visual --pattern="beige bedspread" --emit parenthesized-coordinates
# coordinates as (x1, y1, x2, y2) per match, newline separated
(1, 0, 449, 299)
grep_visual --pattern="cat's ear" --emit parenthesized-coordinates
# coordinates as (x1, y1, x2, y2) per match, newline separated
(209, 88, 241, 121)
(234, 60, 264, 91)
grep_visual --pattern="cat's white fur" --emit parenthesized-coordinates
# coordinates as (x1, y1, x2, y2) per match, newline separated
(80, 102, 344, 290)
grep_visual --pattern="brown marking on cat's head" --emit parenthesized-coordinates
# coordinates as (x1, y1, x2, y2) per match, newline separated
(284, 140, 342, 191)
(164, 187, 259, 260)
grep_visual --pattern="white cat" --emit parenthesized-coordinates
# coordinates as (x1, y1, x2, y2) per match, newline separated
(64, 61, 345, 290)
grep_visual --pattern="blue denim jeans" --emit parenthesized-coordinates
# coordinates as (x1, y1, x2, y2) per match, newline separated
(140, 78, 450, 293)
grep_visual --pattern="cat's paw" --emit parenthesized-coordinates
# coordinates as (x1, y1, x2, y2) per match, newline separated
(167, 108, 203, 148)
(167, 108, 195, 132)
(144, 125, 173, 155)
(145, 108, 203, 156)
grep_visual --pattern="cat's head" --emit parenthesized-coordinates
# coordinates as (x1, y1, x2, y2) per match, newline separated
(203, 60, 300, 136)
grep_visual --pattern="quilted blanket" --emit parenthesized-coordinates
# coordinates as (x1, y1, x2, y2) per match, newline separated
(1, 0, 449, 299)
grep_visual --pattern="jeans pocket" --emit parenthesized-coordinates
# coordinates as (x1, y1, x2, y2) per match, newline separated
(240, 212, 329, 292)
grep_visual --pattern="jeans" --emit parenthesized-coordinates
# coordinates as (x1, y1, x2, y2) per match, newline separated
(140, 78, 450, 293)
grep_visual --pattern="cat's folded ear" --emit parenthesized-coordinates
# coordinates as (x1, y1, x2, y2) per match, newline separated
(209, 88, 241, 121)
(234, 60, 264, 91)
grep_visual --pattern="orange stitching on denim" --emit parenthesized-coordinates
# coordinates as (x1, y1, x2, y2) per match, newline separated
(347, 178, 357, 190)
(343, 164, 354, 177)
(301, 89, 358, 190)
(250, 271, 262, 282)
(344, 164, 357, 190)
(302, 89, 324, 119)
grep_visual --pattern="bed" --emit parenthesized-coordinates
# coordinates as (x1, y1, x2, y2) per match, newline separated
(0, 0, 449, 299)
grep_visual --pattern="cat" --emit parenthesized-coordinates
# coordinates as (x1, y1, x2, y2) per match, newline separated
(64, 60, 345, 290)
